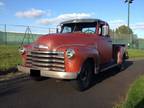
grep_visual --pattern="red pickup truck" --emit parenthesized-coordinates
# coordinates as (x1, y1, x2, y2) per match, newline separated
(18, 19, 128, 91)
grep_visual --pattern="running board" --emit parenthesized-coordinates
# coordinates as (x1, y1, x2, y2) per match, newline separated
(100, 64, 118, 72)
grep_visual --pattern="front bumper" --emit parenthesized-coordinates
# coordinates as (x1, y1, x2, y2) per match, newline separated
(17, 65, 78, 79)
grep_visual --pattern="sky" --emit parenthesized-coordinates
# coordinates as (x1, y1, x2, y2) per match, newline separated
(0, 0, 144, 38)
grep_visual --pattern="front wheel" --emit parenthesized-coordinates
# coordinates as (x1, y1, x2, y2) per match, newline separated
(77, 61, 93, 91)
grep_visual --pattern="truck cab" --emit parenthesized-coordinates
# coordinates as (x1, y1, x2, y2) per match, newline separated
(60, 19, 112, 64)
(18, 19, 128, 91)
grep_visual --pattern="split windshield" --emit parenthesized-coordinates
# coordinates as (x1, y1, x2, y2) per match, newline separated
(61, 23, 97, 34)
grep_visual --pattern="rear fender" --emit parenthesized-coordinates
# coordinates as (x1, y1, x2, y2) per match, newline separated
(117, 47, 125, 64)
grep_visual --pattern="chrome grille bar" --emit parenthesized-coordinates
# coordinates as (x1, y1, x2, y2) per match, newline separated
(26, 50, 65, 72)
(30, 54, 64, 59)
(31, 58, 64, 63)
(32, 62, 65, 68)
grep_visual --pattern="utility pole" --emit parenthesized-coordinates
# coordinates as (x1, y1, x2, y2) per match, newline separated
(4, 24, 7, 45)
(125, 0, 134, 47)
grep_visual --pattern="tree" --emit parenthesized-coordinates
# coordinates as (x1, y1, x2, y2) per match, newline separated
(114, 25, 133, 42)
(109, 29, 114, 37)
(132, 34, 139, 48)
(114, 25, 139, 48)
(115, 25, 133, 35)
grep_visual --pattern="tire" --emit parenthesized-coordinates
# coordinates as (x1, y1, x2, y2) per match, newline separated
(116, 64, 123, 71)
(76, 61, 93, 91)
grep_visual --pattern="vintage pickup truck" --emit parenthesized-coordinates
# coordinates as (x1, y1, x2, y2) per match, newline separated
(18, 19, 128, 91)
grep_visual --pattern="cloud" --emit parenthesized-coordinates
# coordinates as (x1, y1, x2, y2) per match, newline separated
(109, 19, 144, 31)
(15, 8, 48, 18)
(109, 20, 127, 29)
(108, 20, 144, 38)
(37, 13, 92, 25)
(131, 23, 144, 30)
(0, 1, 4, 6)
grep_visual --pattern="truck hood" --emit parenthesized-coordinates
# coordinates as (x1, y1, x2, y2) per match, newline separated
(34, 33, 96, 50)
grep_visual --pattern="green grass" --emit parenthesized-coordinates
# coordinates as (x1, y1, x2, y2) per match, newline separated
(128, 49, 144, 58)
(115, 75, 144, 108)
(0, 45, 22, 71)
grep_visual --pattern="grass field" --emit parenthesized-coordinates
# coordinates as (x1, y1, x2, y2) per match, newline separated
(128, 49, 144, 58)
(0, 45, 22, 72)
(115, 75, 144, 108)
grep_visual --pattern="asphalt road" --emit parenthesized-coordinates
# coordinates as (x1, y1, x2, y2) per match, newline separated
(0, 59, 144, 108)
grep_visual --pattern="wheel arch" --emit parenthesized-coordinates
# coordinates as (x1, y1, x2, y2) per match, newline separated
(80, 56, 99, 76)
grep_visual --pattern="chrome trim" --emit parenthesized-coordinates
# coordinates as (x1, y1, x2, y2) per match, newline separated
(100, 64, 118, 72)
(25, 50, 65, 72)
(30, 58, 64, 63)
(26, 60, 31, 63)
(30, 54, 64, 59)
(17, 65, 77, 79)
(32, 62, 65, 68)
(32, 66, 65, 72)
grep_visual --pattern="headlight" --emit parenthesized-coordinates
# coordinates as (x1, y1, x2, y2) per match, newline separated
(66, 48, 75, 59)
(18, 47, 26, 54)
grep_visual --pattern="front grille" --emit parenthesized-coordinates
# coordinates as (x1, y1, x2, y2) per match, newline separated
(26, 50, 65, 72)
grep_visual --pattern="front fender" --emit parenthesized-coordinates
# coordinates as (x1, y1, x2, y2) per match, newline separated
(56, 45, 99, 73)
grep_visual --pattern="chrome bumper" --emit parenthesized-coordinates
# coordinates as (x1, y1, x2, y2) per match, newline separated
(17, 65, 78, 79)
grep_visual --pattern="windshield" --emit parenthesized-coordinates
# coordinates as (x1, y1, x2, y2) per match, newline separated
(61, 23, 97, 34)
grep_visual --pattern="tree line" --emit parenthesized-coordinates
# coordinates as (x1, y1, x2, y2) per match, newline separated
(110, 25, 139, 48)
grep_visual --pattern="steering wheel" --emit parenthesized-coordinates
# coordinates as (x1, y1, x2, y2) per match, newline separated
(83, 29, 95, 34)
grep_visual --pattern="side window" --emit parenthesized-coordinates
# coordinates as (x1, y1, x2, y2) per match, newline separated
(99, 25, 109, 36)
(62, 26, 72, 33)
(102, 25, 109, 36)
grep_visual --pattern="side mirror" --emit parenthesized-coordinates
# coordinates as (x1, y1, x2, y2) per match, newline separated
(102, 25, 109, 36)
(56, 24, 62, 33)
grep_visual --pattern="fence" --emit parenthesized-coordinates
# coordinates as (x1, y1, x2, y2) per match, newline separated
(110, 32, 144, 49)
(0, 24, 57, 45)
(0, 24, 144, 49)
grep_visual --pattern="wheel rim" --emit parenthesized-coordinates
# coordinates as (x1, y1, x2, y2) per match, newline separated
(79, 67, 89, 87)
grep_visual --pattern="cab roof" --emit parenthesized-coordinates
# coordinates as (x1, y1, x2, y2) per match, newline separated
(60, 19, 108, 25)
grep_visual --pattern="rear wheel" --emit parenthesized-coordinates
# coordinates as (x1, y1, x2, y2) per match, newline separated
(77, 61, 93, 91)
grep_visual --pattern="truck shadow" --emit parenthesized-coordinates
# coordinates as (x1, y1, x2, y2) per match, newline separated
(0, 85, 21, 97)
(0, 77, 29, 97)
(90, 60, 133, 88)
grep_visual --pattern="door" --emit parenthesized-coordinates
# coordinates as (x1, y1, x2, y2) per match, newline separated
(97, 24, 112, 64)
